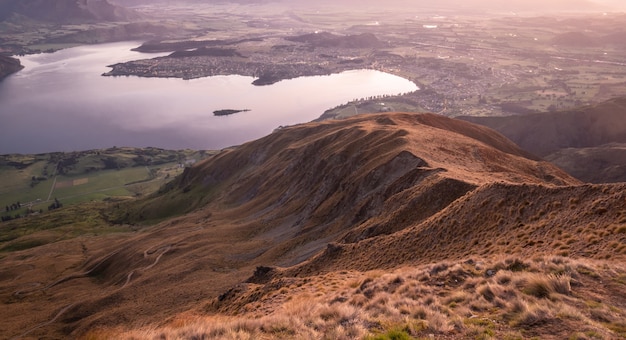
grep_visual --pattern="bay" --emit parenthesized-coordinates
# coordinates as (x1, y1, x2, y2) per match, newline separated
(0, 41, 418, 154)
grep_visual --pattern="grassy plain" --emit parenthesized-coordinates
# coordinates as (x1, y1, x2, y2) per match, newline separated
(0, 147, 214, 219)
(0, 201, 125, 253)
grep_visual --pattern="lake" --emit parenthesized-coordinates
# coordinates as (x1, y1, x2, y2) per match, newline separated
(0, 42, 418, 154)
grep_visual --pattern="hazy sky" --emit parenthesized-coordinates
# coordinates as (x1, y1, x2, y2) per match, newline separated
(110, 0, 626, 11)
(295, 0, 626, 13)
(581, 0, 626, 10)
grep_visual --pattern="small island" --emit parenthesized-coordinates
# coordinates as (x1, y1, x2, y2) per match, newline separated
(0, 55, 24, 80)
(213, 109, 251, 116)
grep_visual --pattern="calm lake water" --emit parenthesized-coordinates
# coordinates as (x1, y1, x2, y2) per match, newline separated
(0, 42, 418, 154)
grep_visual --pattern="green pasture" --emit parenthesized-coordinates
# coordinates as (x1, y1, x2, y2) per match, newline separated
(0, 201, 133, 253)
(0, 159, 51, 211)
(0, 148, 211, 219)
(52, 166, 149, 201)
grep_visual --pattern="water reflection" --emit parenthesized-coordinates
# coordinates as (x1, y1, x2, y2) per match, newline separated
(0, 42, 417, 154)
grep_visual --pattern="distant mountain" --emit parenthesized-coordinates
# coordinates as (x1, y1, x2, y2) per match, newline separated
(0, 0, 141, 23)
(0, 55, 23, 80)
(460, 96, 626, 183)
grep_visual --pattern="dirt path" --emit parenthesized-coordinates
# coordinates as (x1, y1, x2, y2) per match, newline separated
(46, 175, 57, 201)
(10, 303, 74, 340)
(121, 245, 172, 289)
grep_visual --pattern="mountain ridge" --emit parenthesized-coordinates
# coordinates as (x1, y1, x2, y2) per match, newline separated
(3, 112, 625, 339)
(0, 0, 140, 23)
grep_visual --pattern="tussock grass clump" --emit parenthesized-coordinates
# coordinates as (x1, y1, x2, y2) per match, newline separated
(510, 303, 554, 328)
(365, 328, 412, 340)
(117, 257, 625, 340)
(495, 270, 513, 285)
(614, 225, 626, 234)
(516, 273, 571, 299)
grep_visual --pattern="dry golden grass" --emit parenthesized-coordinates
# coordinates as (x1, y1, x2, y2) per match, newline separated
(115, 256, 626, 340)
(3, 113, 624, 338)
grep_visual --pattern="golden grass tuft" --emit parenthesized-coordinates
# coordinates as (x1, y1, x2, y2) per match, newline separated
(510, 302, 554, 328)
(515, 272, 571, 299)
(116, 257, 625, 340)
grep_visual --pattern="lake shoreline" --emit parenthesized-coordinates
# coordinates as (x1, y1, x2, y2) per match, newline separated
(0, 42, 417, 155)
(102, 55, 391, 86)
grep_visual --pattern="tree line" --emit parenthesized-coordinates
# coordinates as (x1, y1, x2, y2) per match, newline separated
(5, 201, 22, 212)
(1, 198, 62, 223)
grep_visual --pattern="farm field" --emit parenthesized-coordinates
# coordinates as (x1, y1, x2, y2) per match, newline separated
(0, 147, 215, 220)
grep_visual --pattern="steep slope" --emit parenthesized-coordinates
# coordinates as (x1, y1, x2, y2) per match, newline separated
(459, 96, 626, 183)
(133, 112, 574, 260)
(117, 113, 624, 339)
(284, 182, 626, 276)
(199, 182, 626, 340)
(0, 113, 580, 338)
(545, 143, 626, 183)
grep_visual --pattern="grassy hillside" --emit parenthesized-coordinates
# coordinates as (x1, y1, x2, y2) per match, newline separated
(128, 257, 625, 340)
(544, 143, 626, 183)
(459, 96, 626, 183)
(0, 113, 624, 339)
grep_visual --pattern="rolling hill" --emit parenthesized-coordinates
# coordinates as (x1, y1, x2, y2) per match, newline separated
(551, 30, 626, 48)
(460, 96, 626, 183)
(285, 32, 384, 49)
(1, 113, 625, 339)
(0, 0, 140, 23)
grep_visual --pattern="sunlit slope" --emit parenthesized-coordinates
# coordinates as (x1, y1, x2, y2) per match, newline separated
(124, 112, 576, 253)
(284, 182, 626, 277)
(107, 110, 626, 340)
(0, 112, 581, 338)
